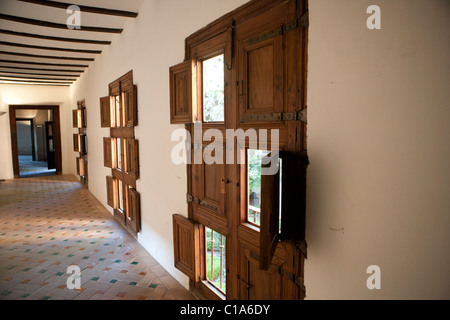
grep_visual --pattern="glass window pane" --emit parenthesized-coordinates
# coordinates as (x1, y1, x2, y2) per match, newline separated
(117, 138, 122, 170)
(205, 226, 226, 294)
(203, 54, 224, 122)
(118, 180, 124, 211)
(247, 149, 269, 226)
(115, 95, 121, 127)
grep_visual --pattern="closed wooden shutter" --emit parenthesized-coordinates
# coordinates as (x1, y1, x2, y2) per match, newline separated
(173, 214, 200, 281)
(100, 96, 111, 128)
(79, 134, 87, 155)
(126, 139, 139, 179)
(236, 3, 288, 125)
(169, 60, 198, 124)
(103, 137, 113, 168)
(123, 85, 138, 127)
(127, 187, 141, 234)
(106, 176, 117, 209)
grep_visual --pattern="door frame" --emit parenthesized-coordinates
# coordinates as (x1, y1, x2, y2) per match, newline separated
(9, 105, 62, 178)
(15, 118, 35, 161)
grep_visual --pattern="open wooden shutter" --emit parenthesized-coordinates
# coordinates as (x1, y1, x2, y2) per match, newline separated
(280, 151, 309, 241)
(76, 157, 85, 177)
(123, 85, 138, 127)
(173, 214, 200, 281)
(100, 96, 111, 128)
(106, 176, 117, 209)
(169, 60, 198, 124)
(127, 187, 141, 234)
(260, 154, 281, 270)
(103, 137, 113, 168)
(76, 157, 81, 176)
(126, 139, 139, 179)
(73, 134, 80, 152)
(72, 110, 79, 128)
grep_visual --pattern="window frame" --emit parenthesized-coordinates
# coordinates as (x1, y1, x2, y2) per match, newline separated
(102, 71, 141, 236)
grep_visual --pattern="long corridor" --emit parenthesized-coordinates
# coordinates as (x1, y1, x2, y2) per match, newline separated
(0, 175, 196, 300)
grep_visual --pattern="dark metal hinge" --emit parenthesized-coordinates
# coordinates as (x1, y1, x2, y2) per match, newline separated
(300, 10, 309, 28)
(293, 239, 308, 258)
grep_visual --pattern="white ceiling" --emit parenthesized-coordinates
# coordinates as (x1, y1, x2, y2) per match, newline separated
(0, 0, 144, 86)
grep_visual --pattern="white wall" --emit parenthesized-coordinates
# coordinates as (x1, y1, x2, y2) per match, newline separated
(69, 0, 250, 289)
(0, 84, 71, 180)
(306, 0, 450, 299)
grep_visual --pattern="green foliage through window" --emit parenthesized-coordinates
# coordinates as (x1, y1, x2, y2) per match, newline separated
(205, 227, 226, 293)
(203, 54, 224, 122)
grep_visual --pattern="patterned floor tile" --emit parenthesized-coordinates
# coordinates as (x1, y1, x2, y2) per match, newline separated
(0, 175, 196, 300)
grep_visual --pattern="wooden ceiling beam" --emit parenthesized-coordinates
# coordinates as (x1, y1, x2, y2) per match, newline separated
(17, 0, 138, 18)
(0, 65, 84, 73)
(0, 41, 102, 54)
(0, 13, 123, 34)
(0, 82, 69, 87)
(0, 78, 72, 84)
(0, 29, 111, 45)
(0, 59, 88, 68)
(0, 70, 80, 77)
(0, 74, 76, 81)
(0, 50, 95, 61)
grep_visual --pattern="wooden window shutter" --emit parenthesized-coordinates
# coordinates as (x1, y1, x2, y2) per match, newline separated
(127, 187, 141, 234)
(100, 96, 111, 128)
(126, 139, 139, 179)
(279, 151, 309, 241)
(173, 214, 200, 281)
(103, 137, 113, 168)
(106, 176, 117, 209)
(72, 110, 79, 128)
(123, 85, 138, 127)
(259, 154, 281, 270)
(76, 157, 81, 176)
(79, 134, 87, 155)
(73, 134, 80, 152)
(169, 60, 198, 124)
(77, 157, 86, 177)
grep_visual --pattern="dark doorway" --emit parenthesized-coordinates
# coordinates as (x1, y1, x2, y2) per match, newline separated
(9, 105, 62, 179)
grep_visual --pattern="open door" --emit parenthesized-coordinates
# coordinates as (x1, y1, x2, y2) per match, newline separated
(9, 105, 62, 178)
(45, 121, 55, 170)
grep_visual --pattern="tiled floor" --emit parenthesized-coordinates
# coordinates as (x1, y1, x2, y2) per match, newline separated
(19, 155, 56, 178)
(0, 175, 197, 300)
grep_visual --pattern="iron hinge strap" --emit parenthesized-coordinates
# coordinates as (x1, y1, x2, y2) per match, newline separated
(243, 110, 307, 123)
(186, 193, 200, 204)
(186, 194, 219, 212)
(248, 12, 309, 46)
(267, 264, 305, 292)
(279, 266, 306, 292)
(282, 109, 307, 123)
(293, 239, 308, 258)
